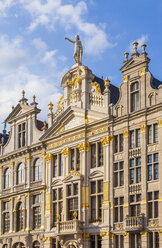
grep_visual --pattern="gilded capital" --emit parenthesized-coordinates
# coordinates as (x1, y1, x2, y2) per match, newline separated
(78, 142, 90, 152)
(140, 231, 147, 236)
(45, 153, 52, 162)
(123, 75, 128, 83)
(10, 162, 14, 167)
(140, 68, 146, 76)
(61, 147, 70, 156)
(83, 233, 90, 238)
(157, 120, 162, 128)
(26, 156, 32, 161)
(123, 129, 129, 137)
(100, 135, 113, 146)
(123, 232, 129, 237)
(140, 124, 146, 132)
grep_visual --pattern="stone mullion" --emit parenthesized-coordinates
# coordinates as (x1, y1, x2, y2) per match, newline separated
(123, 129, 129, 248)
(0, 200, 2, 234)
(140, 125, 147, 219)
(10, 162, 14, 192)
(9, 197, 14, 232)
(45, 154, 52, 231)
(26, 193, 32, 231)
(42, 152, 46, 186)
(40, 190, 45, 230)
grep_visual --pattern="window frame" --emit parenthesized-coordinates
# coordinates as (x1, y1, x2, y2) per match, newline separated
(18, 122, 26, 148)
(130, 81, 140, 112)
(90, 179, 103, 222)
(91, 142, 103, 168)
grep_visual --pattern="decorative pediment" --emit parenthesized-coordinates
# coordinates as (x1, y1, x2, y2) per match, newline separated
(89, 170, 104, 179)
(63, 170, 82, 183)
(52, 178, 63, 186)
(120, 56, 150, 73)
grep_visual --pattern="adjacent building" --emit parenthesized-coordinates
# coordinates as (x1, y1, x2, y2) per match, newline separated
(0, 41, 162, 248)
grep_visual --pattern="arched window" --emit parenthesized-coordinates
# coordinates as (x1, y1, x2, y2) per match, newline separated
(17, 202, 24, 231)
(33, 158, 42, 181)
(4, 168, 11, 189)
(33, 241, 40, 248)
(2, 244, 8, 248)
(130, 82, 140, 112)
(17, 163, 25, 184)
(13, 242, 25, 248)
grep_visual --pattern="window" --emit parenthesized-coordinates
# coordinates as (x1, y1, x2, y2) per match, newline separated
(4, 168, 11, 189)
(90, 235, 101, 248)
(129, 157, 141, 184)
(3, 201, 10, 233)
(91, 142, 103, 168)
(130, 194, 141, 216)
(130, 234, 141, 248)
(17, 163, 25, 184)
(148, 191, 159, 219)
(147, 153, 159, 181)
(33, 241, 40, 248)
(33, 158, 42, 181)
(52, 188, 63, 224)
(33, 194, 41, 229)
(70, 148, 80, 171)
(130, 82, 140, 112)
(67, 183, 78, 220)
(114, 197, 124, 222)
(53, 155, 58, 177)
(90, 180, 103, 222)
(53, 154, 64, 177)
(114, 161, 124, 187)
(148, 123, 158, 144)
(130, 129, 141, 149)
(17, 202, 24, 231)
(148, 232, 159, 248)
(114, 235, 124, 248)
(3, 245, 8, 248)
(18, 123, 26, 148)
(114, 134, 123, 153)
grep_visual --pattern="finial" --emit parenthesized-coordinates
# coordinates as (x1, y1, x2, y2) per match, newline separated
(48, 101, 53, 112)
(12, 105, 14, 111)
(22, 90, 25, 98)
(104, 77, 110, 89)
(133, 40, 138, 53)
(141, 43, 147, 52)
(124, 51, 129, 63)
(33, 95, 36, 103)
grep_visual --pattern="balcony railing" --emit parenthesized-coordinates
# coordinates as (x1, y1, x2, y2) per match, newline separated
(56, 220, 83, 234)
(129, 147, 141, 158)
(129, 184, 141, 194)
(124, 215, 144, 231)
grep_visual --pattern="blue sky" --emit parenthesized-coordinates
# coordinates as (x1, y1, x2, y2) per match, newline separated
(0, 0, 162, 131)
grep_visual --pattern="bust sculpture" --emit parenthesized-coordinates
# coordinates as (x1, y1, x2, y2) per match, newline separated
(65, 35, 83, 65)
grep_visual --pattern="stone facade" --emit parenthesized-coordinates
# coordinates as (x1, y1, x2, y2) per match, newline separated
(0, 41, 162, 248)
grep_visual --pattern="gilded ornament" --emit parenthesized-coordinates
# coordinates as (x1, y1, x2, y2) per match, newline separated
(123, 75, 128, 83)
(73, 211, 78, 219)
(57, 214, 61, 221)
(101, 135, 113, 146)
(140, 68, 146, 76)
(61, 147, 70, 156)
(140, 231, 147, 236)
(140, 124, 146, 132)
(116, 223, 123, 230)
(56, 95, 64, 111)
(82, 66, 88, 74)
(26, 156, 32, 161)
(78, 142, 90, 152)
(48, 101, 53, 111)
(158, 230, 162, 234)
(150, 219, 158, 227)
(104, 77, 110, 89)
(83, 233, 90, 238)
(123, 232, 129, 237)
(10, 162, 14, 167)
(91, 82, 101, 94)
(45, 153, 52, 162)
(67, 74, 81, 87)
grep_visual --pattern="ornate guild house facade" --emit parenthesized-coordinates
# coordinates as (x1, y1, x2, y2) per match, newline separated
(0, 39, 162, 248)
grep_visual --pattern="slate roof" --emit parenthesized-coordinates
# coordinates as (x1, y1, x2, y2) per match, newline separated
(92, 76, 119, 105)
(150, 74, 162, 89)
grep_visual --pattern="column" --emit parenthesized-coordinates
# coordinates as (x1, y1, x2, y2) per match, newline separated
(140, 124, 147, 217)
(42, 151, 46, 186)
(100, 135, 113, 248)
(26, 155, 32, 188)
(45, 153, 52, 231)
(78, 142, 90, 248)
(10, 162, 14, 192)
(9, 197, 14, 232)
(61, 148, 70, 221)
(123, 129, 129, 248)
(25, 193, 32, 231)
(40, 190, 45, 230)
(44, 237, 52, 248)
(140, 231, 147, 248)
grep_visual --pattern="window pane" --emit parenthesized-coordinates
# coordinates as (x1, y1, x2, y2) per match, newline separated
(119, 134, 123, 152)
(91, 182, 96, 194)
(71, 149, 75, 170)
(148, 165, 152, 181)
(91, 196, 96, 219)
(154, 124, 158, 143)
(91, 144, 96, 168)
(98, 142, 103, 166)
(154, 163, 159, 180)
(148, 125, 152, 144)
(53, 155, 58, 177)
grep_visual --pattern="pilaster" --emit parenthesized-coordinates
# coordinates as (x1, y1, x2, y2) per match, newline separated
(10, 162, 14, 192)
(26, 156, 32, 189)
(25, 193, 32, 231)
(123, 129, 129, 217)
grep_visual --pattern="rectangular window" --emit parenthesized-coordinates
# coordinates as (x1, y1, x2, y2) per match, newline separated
(114, 235, 124, 248)
(114, 161, 124, 187)
(130, 194, 141, 217)
(33, 194, 41, 229)
(148, 123, 158, 144)
(53, 155, 58, 177)
(18, 122, 26, 148)
(130, 82, 140, 112)
(129, 157, 141, 184)
(147, 153, 159, 181)
(148, 232, 159, 248)
(3, 201, 10, 233)
(70, 148, 80, 171)
(67, 183, 78, 220)
(90, 235, 101, 248)
(114, 134, 124, 153)
(130, 129, 141, 149)
(90, 180, 103, 222)
(52, 187, 63, 225)
(59, 154, 63, 176)
(130, 234, 141, 248)
(147, 191, 159, 219)
(114, 197, 124, 222)
(91, 142, 104, 168)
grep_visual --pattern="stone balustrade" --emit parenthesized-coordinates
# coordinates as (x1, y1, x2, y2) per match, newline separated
(90, 94, 104, 107)
(56, 220, 83, 234)
(125, 215, 144, 231)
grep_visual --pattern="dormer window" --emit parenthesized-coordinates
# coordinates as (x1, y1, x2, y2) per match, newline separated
(18, 123, 26, 148)
(130, 82, 139, 112)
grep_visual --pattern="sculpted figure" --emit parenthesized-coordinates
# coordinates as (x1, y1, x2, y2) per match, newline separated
(65, 35, 83, 64)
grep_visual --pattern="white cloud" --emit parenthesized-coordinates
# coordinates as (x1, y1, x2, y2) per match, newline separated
(0, 0, 13, 16)
(18, 0, 115, 55)
(129, 34, 149, 53)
